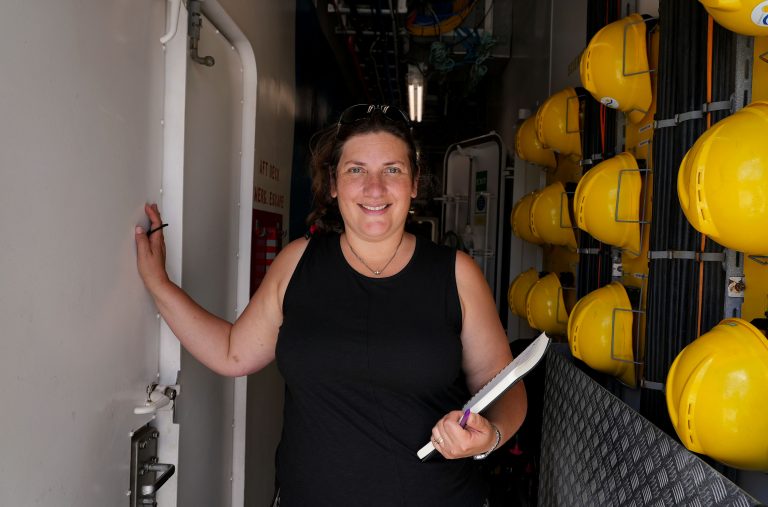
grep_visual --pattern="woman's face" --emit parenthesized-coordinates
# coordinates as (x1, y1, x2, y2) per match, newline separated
(331, 131, 417, 242)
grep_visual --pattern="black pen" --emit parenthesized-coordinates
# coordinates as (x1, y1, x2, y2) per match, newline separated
(147, 223, 169, 237)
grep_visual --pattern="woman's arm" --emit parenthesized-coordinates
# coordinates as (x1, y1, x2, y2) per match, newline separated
(430, 251, 527, 459)
(135, 203, 307, 377)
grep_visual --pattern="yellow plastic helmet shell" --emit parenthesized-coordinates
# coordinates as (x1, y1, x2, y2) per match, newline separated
(574, 152, 642, 254)
(511, 191, 544, 245)
(677, 101, 768, 255)
(535, 88, 583, 158)
(579, 13, 652, 124)
(508, 268, 539, 317)
(530, 181, 577, 249)
(567, 282, 636, 387)
(699, 0, 768, 36)
(666, 318, 768, 471)
(525, 273, 568, 335)
(515, 116, 557, 168)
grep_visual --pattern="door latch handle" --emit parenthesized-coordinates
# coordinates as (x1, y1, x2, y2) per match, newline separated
(130, 424, 176, 507)
(134, 384, 179, 415)
(140, 462, 176, 496)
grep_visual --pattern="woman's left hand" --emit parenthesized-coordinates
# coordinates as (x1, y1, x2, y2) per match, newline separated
(430, 411, 497, 460)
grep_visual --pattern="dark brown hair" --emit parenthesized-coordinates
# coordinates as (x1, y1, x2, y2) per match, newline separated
(306, 109, 421, 233)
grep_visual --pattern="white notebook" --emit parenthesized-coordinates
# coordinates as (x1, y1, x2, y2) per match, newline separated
(417, 332, 551, 461)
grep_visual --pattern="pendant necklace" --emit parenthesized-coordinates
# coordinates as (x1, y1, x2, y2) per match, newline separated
(345, 234, 404, 276)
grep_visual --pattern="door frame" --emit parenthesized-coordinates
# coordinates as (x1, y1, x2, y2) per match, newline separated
(161, 1, 257, 505)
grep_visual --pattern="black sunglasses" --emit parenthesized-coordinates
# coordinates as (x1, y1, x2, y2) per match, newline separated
(336, 104, 412, 135)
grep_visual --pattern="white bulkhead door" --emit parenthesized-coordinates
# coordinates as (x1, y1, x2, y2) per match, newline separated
(0, 1, 168, 505)
(0, 0, 257, 505)
(158, 1, 257, 506)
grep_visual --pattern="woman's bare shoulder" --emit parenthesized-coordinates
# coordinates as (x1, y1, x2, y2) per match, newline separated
(454, 250, 485, 285)
(269, 236, 311, 284)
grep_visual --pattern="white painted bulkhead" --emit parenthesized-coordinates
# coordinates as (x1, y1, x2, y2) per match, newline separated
(0, 1, 294, 506)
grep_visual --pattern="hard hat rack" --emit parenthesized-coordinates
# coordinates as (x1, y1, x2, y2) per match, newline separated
(614, 166, 651, 258)
(611, 298, 646, 369)
(620, 15, 659, 119)
(717, 33, 754, 323)
(622, 16, 658, 78)
(558, 190, 579, 230)
(724, 249, 745, 321)
(564, 94, 585, 134)
(555, 285, 577, 326)
(558, 163, 651, 259)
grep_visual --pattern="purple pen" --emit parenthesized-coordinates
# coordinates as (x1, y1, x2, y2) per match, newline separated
(458, 408, 471, 428)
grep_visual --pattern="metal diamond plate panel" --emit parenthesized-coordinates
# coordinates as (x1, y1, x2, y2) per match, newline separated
(539, 349, 758, 506)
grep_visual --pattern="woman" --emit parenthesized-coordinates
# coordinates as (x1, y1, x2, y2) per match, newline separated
(135, 104, 526, 506)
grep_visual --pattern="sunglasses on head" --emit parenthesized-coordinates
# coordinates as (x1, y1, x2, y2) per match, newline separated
(336, 104, 412, 134)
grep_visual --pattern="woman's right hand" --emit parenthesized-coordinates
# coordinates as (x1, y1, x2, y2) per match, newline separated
(135, 203, 170, 292)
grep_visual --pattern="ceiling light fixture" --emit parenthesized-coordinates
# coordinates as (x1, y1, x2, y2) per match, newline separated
(407, 64, 424, 123)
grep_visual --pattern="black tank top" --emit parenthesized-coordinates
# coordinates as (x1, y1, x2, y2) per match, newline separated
(275, 232, 486, 507)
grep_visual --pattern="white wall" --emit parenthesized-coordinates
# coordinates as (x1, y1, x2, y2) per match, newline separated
(548, 0, 588, 95)
(490, 1, 583, 340)
(507, 155, 546, 342)
(0, 1, 166, 505)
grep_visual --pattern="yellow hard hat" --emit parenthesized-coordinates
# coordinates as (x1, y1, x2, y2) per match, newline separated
(678, 100, 768, 255)
(699, 0, 768, 36)
(574, 152, 642, 254)
(508, 268, 539, 317)
(535, 88, 583, 159)
(511, 191, 544, 245)
(526, 272, 569, 335)
(666, 318, 768, 471)
(515, 116, 557, 168)
(530, 182, 577, 249)
(580, 13, 652, 124)
(567, 282, 636, 387)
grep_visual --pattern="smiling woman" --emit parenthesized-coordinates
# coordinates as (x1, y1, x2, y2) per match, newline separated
(333, 131, 417, 269)
(304, 105, 423, 277)
(307, 105, 420, 233)
(135, 104, 527, 507)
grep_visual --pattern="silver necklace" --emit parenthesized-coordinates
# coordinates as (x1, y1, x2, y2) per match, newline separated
(345, 234, 404, 276)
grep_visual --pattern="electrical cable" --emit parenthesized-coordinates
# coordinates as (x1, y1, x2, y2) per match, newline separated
(347, 36, 374, 104)
(427, 4, 443, 40)
(332, 0, 375, 104)
(368, 36, 388, 103)
(576, 0, 620, 301)
(446, 0, 495, 50)
(640, 0, 730, 436)
(387, 0, 403, 105)
(373, 0, 395, 104)
(695, 14, 714, 339)
(429, 42, 455, 72)
(406, 0, 479, 37)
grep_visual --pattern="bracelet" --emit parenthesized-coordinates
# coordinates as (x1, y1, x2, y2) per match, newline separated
(473, 424, 501, 460)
